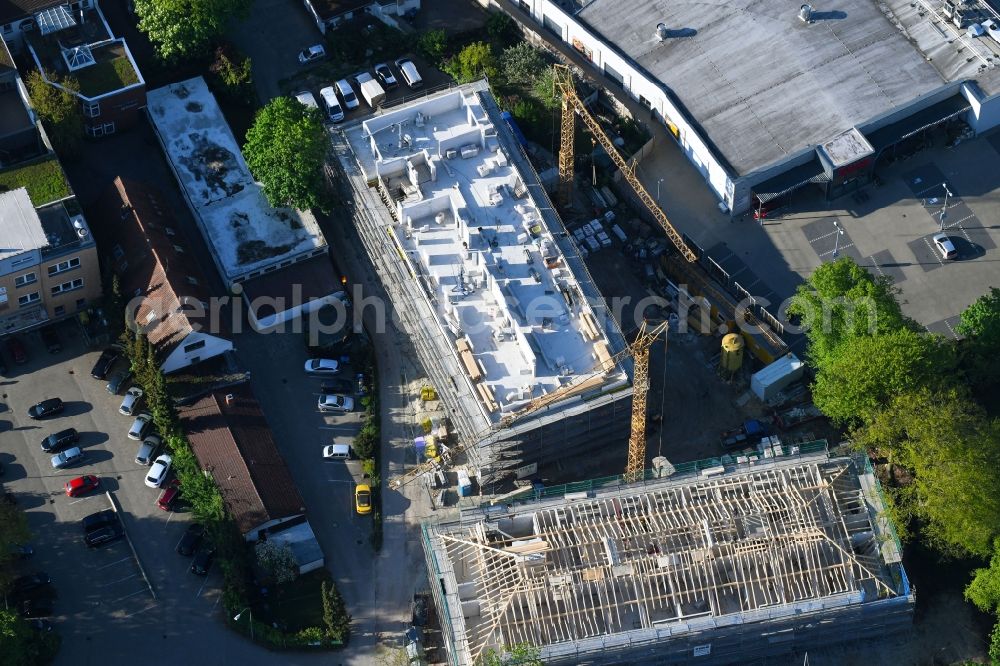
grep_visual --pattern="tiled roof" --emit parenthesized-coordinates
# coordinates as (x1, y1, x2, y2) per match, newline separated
(98, 176, 223, 361)
(178, 385, 306, 535)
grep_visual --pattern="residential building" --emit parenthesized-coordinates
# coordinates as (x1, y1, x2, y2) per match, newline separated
(100, 176, 233, 374)
(146, 77, 345, 331)
(502, 0, 1000, 214)
(423, 448, 914, 665)
(336, 83, 632, 490)
(303, 0, 421, 33)
(178, 386, 324, 574)
(1, 0, 145, 137)
(0, 186, 100, 334)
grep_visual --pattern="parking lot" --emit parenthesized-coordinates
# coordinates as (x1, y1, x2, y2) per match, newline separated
(0, 321, 244, 662)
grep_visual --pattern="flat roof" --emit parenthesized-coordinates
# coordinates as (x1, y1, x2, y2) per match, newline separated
(576, 0, 959, 176)
(345, 90, 622, 424)
(426, 453, 907, 664)
(146, 77, 326, 282)
(0, 187, 47, 261)
(0, 88, 32, 139)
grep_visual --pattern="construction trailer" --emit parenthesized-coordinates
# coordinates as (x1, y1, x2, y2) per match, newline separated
(421, 448, 914, 665)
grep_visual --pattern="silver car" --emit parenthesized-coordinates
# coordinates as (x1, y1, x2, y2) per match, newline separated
(135, 434, 163, 466)
(318, 394, 354, 413)
(119, 387, 144, 416)
(51, 446, 84, 469)
(128, 413, 153, 441)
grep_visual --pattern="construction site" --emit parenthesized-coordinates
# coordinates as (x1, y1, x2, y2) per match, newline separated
(421, 449, 915, 665)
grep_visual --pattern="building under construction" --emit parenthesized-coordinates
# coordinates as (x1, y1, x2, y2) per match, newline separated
(334, 82, 632, 489)
(421, 448, 914, 665)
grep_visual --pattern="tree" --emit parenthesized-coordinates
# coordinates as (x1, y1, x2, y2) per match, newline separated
(531, 67, 560, 110)
(0, 610, 60, 666)
(967, 540, 1000, 614)
(416, 29, 448, 62)
(25, 70, 83, 158)
(477, 643, 543, 666)
(243, 97, 328, 211)
(134, 0, 252, 62)
(321, 580, 351, 641)
(958, 287, 1000, 387)
(855, 387, 1000, 556)
(209, 44, 254, 104)
(787, 257, 912, 369)
(502, 43, 546, 84)
(254, 540, 298, 584)
(811, 328, 954, 425)
(486, 11, 518, 44)
(444, 42, 498, 84)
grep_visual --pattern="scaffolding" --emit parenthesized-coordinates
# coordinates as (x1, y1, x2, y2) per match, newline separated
(424, 452, 913, 665)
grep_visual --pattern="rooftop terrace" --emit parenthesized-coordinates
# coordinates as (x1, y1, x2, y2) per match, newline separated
(0, 154, 71, 207)
(345, 90, 622, 424)
(573, 0, 999, 175)
(0, 186, 91, 262)
(425, 452, 909, 664)
(147, 77, 326, 283)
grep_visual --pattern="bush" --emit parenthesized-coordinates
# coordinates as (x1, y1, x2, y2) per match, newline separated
(255, 540, 298, 584)
(531, 67, 560, 110)
(486, 11, 518, 44)
(321, 580, 351, 641)
(502, 43, 546, 84)
(353, 422, 378, 460)
(209, 43, 254, 104)
(416, 29, 448, 61)
(443, 41, 497, 84)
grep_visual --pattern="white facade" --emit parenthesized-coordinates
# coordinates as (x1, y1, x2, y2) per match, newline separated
(160, 330, 233, 374)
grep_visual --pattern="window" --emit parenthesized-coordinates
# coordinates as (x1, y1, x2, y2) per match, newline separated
(50, 278, 83, 295)
(183, 339, 206, 354)
(112, 245, 124, 260)
(83, 101, 100, 118)
(144, 310, 157, 324)
(173, 244, 185, 253)
(54, 305, 65, 317)
(48, 257, 80, 276)
(0, 286, 7, 306)
(165, 227, 176, 236)
(15, 272, 37, 287)
(186, 276, 199, 285)
(75, 298, 86, 310)
(18, 292, 40, 307)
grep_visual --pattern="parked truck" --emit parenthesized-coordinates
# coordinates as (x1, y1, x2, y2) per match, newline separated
(721, 419, 770, 449)
(355, 72, 386, 108)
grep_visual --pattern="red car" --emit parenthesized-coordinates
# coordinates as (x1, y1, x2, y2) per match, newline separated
(6, 338, 27, 364)
(64, 475, 100, 497)
(156, 480, 181, 511)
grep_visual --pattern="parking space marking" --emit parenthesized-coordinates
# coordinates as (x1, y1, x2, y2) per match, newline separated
(97, 556, 134, 570)
(123, 602, 158, 618)
(817, 242, 856, 258)
(102, 573, 139, 587)
(195, 576, 212, 598)
(923, 237, 945, 266)
(165, 511, 175, 524)
(68, 496, 100, 505)
(111, 588, 149, 604)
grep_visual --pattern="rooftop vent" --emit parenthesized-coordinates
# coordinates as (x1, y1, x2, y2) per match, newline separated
(655, 22, 668, 41)
(799, 4, 813, 22)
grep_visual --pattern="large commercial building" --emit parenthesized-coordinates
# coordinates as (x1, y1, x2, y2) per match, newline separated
(507, 0, 1000, 213)
(336, 83, 632, 488)
(422, 449, 914, 665)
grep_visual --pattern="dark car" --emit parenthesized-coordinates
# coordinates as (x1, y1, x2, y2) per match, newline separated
(85, 523, 124, 548)
(40, 327, 61, 354)
(90, 347, 120, 380)
(29, 618, 53, 632)
(81, 509, 118, 533)
(0, 351, 7, 375)
(20, 597, 53, 618)
(40, 427, 79, 453)
(28, 398, 64, 419)
(374, 62, 398, 87)
(106, 370, 133, 395)
(9, 543, 33, 559)
(6, 337, 27, 364)
(176, 523, 204, 556)
(12, 572, 51, 595)
(190, 547, 216, 575)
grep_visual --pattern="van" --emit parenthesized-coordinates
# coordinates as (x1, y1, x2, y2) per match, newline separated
(319, 86, 345, 123)
(394, 58, 423, 88)
(293, 90, 319, 111)
(322, 441, 353, 460)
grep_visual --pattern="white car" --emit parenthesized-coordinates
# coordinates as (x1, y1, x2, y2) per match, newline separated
(318, 394, 354, 413)
(145, 454, 173, 488)
(128, 413, 153, 441)
(305, 358, 340, 375)
(335, 79, 359, 110)
(932, 233, 957, 260)
(119, 387, 144, 416)
(319, 86, 345, 123)
(297, 44, 325, 64)
(293, 90, 319, 110)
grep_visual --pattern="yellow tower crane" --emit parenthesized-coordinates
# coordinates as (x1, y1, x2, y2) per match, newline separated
(624, 320, 669, 482)
(552, 64, 697, 263)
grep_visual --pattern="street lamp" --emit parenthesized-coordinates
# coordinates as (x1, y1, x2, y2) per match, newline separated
(832, 220, 845, 259)
(234, 607, 253, 641)
(657, 178, 664, 203)
(939, 182, 952, 231)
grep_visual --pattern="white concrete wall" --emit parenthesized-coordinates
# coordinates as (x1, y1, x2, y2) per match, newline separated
(160, 330, 233, 374)
(962, 81, 1000, 133)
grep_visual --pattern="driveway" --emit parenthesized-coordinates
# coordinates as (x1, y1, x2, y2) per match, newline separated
(227, 0, 323, 103)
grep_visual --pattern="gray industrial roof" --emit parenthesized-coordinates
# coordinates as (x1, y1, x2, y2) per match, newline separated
(0, 188, 48, 262)
(577, 0, 951, 175)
